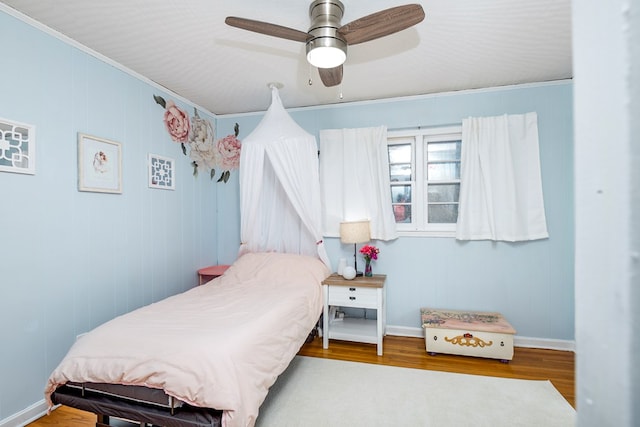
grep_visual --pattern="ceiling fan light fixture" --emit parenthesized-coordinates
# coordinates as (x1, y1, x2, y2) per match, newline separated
(306, 0, 346, 69)
(226, 0, 425, 86)
(306, 38, 347, 68)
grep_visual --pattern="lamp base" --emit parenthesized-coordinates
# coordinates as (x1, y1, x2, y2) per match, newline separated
(351, 243, 365, 278)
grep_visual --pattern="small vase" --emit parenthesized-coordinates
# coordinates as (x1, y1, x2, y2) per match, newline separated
(364, 259, 373, 277)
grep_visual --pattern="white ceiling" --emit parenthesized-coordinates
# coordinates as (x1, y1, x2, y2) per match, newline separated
(1, 0, 572, 115)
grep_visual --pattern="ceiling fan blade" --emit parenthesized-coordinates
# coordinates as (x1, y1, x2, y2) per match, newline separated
(318, 65, 343, 87)
(338, 4, 425, 45)
(225, 17, 309, 43)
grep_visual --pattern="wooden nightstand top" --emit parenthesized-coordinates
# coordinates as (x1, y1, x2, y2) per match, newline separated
(322, 273, 386, 288)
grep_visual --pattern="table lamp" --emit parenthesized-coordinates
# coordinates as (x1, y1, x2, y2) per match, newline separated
(340, 220, 371, 277)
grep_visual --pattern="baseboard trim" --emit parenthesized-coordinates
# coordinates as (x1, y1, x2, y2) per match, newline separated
(385, 325, 576, 352)
(513, 336, 576, 352)
(0, 400, 50, 427)
(386, 325, 425, 338)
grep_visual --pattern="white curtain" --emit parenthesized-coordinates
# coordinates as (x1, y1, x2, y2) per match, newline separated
(239, 87, 330, 268)
(319, 126, 398, 241)
(456, 112, 549, 241)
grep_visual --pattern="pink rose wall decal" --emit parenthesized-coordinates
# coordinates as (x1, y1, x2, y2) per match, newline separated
(154, 95, 240, 182)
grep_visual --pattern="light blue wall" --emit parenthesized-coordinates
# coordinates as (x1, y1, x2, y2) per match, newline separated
(0, 11, 220, 422)
(217, 81, 574, 342)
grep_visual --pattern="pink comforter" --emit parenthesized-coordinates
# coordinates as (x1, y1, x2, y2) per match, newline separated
(45, 252, 329, 427)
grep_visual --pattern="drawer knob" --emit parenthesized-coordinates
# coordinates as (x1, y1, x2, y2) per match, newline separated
(349, 287, 356, 291)
(349, 296, 356, 300)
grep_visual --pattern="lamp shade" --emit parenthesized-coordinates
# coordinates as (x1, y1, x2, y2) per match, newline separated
(340, 220, 371, 244)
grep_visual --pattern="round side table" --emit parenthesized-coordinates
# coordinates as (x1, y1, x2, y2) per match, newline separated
(197, 265, 230, 285)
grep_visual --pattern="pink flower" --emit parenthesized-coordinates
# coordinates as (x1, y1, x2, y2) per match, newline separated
(163, 100, 190, 143)
(216, 135, 241, 170)
(359, 245, 380, 261)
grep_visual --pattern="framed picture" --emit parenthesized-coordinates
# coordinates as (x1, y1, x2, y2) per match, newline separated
(148, 153, 175, 190)
(0, 117, 36, 175)
(78, 133, 122, 193)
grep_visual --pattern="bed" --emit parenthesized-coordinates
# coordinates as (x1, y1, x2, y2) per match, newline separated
(45, 252, 330, 427)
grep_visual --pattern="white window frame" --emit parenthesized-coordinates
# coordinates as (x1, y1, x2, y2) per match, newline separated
(388, 125, 462, 238)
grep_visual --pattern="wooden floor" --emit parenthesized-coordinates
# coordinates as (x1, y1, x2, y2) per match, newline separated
(29, 335, 574, 426)
(299, 335, 575, 407)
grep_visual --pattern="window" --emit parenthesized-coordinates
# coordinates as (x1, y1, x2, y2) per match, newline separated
(388, 126, 462, 237)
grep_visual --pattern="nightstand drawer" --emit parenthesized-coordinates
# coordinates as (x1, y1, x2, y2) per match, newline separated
(328, 285, 378, 308)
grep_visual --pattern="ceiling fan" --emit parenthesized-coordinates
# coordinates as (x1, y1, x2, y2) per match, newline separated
(225, 0, 425, 87)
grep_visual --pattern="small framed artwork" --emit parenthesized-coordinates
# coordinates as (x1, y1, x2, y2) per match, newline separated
(148, 153, 175, 190)
(0, 117, 36, 175)
(78, 133, 122, 193)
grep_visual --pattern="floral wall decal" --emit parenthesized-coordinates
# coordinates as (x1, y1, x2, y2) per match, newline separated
(213, 124, 241, 183)
(153, 95, 240, 182)
(163, 100, 191, 144)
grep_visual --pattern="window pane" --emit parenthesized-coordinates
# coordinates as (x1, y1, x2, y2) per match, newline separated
(428, 204, 458, 223)
(391, 186, 411, 223)
(427, 184, 460, 202)
(388, 144, 411, 163)
(427, 162, 460, 180)
(427, 141, 461, 161)
(391, 186, 411, 203)
(393, 204, 411, 223)
(390, 164, 411, 182)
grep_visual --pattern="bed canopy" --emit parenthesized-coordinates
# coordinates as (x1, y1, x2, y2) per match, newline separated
(238, 85, 330, 268)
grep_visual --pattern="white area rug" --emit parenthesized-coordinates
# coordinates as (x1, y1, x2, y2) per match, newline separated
(256, 356, 575, 427)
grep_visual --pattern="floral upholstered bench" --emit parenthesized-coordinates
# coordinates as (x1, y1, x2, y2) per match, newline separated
(420, 308, 516, 363)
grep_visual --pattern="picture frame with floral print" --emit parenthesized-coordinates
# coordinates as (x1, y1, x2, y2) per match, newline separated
(78, 133, 122, 194)
(148, 153, 175, 190)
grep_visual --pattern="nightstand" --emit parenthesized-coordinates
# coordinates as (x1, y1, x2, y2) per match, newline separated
(322, 273, 386, 356)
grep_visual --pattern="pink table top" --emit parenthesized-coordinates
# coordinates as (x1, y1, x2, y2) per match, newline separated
(197, 265, 230, 276)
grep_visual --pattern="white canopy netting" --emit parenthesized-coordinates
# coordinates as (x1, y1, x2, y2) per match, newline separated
(238, 86, 330, 268)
